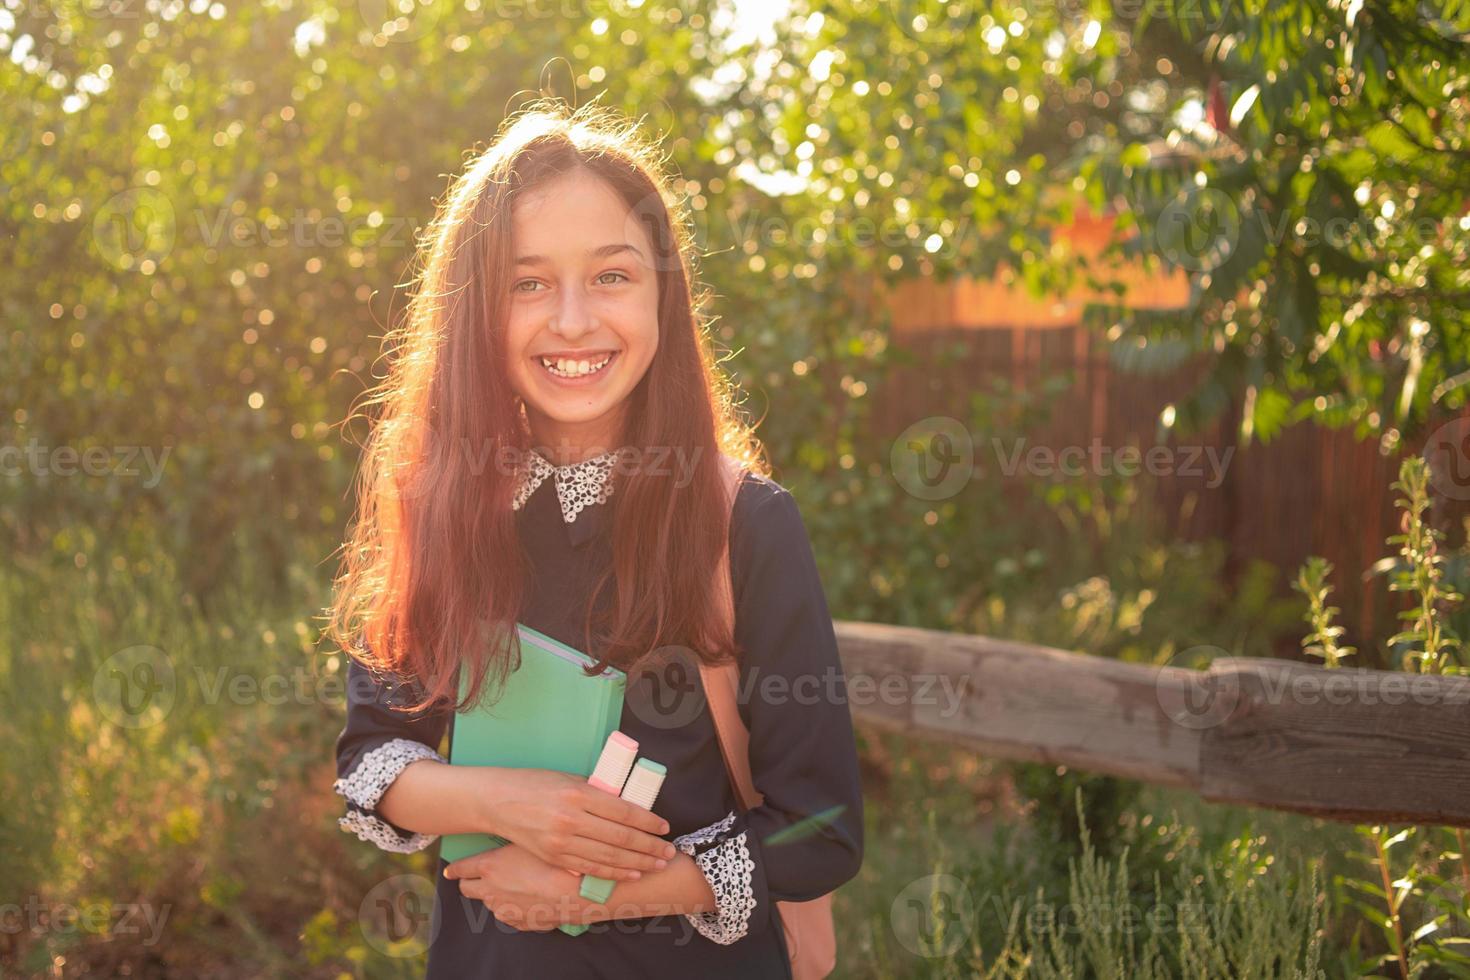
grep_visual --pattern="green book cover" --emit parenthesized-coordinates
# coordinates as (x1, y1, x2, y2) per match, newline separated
(439, 623, 626, 864)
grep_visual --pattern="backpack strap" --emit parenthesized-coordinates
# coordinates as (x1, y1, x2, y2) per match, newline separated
(700, 453, 763, 812)
(698, 453, 839, 980)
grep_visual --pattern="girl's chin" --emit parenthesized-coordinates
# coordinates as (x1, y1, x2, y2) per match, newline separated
(519, 393, 625, 424)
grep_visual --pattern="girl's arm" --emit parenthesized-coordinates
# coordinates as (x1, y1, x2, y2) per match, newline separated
(333, 658, 452, 853)
(374, 757, 495, 837)
(381, 763, 676, 880)
(582, 852, 717, 919)
(668, 482, 866, 945)
(335, 659, 672, 879)
(443, 842, 715, 931)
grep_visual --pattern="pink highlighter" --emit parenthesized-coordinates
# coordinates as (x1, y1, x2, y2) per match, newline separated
(587, 731, 639, 795)
(557, 732, 639, 937)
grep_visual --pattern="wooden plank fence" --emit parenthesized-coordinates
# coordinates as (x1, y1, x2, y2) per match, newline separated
(862, 281, 1470, 651)
(835, 620, 1470, 828)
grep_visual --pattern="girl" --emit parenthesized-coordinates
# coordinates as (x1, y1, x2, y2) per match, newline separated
(327, 101, 863, 979)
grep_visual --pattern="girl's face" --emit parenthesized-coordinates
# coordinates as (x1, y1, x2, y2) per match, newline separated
(505, 169, 660, 461)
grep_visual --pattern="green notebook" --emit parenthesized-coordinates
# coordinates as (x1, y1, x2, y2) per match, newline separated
(439, 623, 627, 864)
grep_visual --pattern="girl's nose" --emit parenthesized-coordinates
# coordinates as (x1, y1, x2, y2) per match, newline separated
(548, 285, 596, 340)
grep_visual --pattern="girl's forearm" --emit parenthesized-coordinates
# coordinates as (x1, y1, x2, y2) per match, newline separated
(579, 853, 716, 922)
(376, 760, 494, 837)
(378, 765, 715, 921)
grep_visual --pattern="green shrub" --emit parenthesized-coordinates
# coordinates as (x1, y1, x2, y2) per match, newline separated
(848, 786, 1330, 979)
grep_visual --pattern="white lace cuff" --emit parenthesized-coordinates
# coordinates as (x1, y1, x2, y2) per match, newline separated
(673, 810, 757, 945)
(333, 737, 446, 854)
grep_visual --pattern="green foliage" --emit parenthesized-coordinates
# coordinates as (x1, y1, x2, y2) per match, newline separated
(1, 0, 837, 595)
(731, 0, 1469, 444)
(1009, 763, 1142, 886)
(1294, 556, 1358, 667)
(1083, 0, 1470, 446)
(821, 368, 1303, 660)
(8, 0, 1464, 602)
(1333, 821, 1470, 979)
(0, 516, 451, 975)
(1296, 456, 1470, 978)
(849, 786, 1332, 979)
(1384, 457, 1466, 673)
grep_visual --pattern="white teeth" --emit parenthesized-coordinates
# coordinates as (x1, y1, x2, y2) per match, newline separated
(540, 353, 613, 378)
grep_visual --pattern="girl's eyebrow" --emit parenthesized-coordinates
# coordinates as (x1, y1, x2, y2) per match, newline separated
(515, 243, 645, 267)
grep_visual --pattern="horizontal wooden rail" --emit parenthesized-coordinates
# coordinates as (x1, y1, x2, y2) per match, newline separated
(833, 620, 1470, 828)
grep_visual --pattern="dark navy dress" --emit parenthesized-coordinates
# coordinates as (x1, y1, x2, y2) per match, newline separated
(332, 456, 864, 979)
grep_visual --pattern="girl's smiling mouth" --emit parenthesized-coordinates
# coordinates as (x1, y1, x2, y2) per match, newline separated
(534, 350, 620, 384)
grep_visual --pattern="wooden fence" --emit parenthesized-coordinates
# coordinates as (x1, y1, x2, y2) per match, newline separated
(836, 620, 1470, 827)
(863, 274, 1470, 651)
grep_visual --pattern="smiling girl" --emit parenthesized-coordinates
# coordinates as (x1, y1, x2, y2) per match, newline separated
(326, 102, 863, 979)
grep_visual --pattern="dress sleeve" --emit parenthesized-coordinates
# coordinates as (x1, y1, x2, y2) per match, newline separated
(333, 656, 452, 854)
(673, 481, 865, 944)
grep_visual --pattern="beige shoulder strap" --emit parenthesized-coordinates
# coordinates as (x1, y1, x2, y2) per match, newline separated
(699, 453, 764, 812)
(699, 454, 839, 980)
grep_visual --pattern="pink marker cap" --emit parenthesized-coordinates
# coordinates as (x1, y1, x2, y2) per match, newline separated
(587, 731, 639, 794)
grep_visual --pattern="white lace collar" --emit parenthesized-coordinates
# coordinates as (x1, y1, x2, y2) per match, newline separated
(511, 448, 619, 524)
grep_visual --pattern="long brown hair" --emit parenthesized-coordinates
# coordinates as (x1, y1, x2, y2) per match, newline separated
(325, 100, 768, 715)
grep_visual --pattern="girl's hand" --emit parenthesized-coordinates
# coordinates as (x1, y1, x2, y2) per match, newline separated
(477, 768, 676, 881)
(444, 844, 591, 931)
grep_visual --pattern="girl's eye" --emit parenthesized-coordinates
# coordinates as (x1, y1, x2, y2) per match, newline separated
(514, 271, 628, 294)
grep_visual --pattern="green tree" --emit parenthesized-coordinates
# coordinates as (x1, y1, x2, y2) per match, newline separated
(717, 0, 1469, 445)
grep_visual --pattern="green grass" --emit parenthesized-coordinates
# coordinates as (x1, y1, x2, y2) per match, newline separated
(838, 727, 1349, 979)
